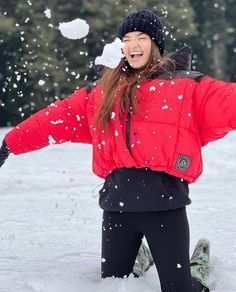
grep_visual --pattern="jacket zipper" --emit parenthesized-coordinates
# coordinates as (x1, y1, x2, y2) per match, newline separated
(126, 110, 132, 154)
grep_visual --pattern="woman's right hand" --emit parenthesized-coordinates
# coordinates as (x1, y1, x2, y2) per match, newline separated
(0, 140, 10, 168)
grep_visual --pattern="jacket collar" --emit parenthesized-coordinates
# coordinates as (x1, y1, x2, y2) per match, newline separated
(149, 46, 193, 79)
(170, 46, 192, 71)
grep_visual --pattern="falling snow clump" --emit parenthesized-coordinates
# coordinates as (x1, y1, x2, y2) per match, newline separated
(58, 18, 89, 40)
(44, 8, 51, 19)
(95, 38, 124, 69)
(38, 80, 45, 86)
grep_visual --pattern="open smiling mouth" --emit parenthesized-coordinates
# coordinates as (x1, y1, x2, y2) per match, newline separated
(130, 52, 143, 59)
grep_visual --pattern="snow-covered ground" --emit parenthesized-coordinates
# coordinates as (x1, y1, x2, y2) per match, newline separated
(1, 127, 236, 292)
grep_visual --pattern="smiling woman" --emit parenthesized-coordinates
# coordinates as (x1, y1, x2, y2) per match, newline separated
(96, 10, 172, 128)
(122, 31, 152, 69)
(2, 7, 236, 292)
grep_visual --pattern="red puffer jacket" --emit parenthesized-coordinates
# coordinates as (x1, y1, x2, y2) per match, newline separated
(4, 47, 236, 183)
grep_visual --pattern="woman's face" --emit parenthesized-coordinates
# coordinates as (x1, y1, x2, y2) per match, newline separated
(122, 31, 152, 70)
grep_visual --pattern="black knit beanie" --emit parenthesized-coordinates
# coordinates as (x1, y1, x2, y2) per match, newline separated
(118, 9, 165, 55)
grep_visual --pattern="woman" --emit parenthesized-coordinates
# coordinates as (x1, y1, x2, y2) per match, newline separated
(1, 8, 234, 292)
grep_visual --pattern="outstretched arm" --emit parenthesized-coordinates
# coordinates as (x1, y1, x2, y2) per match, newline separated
(3, 87, 92, 156)
(194, 77, 236, 146)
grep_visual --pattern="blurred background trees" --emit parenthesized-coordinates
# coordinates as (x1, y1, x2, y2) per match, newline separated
(0, 0, 235, 126)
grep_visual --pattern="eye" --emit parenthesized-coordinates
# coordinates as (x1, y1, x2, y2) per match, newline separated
(123, 39, 130, 43)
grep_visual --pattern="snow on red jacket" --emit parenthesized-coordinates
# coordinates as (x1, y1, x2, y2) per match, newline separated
(4, 47, 236, 183)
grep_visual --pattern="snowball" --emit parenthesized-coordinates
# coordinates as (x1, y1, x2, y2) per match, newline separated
(95, 38, 124, 69)
(58, 18, 89, 40)
(44, 8, 51, 19)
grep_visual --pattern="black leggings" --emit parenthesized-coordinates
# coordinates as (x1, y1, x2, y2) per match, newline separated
(101, 208, 202, 292)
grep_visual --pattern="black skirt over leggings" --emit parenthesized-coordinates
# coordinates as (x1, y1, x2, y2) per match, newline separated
(101, 208, 203, 292)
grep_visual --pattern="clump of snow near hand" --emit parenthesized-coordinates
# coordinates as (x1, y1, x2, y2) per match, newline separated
(58, 18, 89, 40)
(44, 8, 51, 19)
(95, 38, 124, 69)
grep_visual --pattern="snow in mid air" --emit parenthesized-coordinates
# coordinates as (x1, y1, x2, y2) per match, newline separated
(44, 8, 51, 19)
(58, 18, 89, 40)
(95, 38, 124, 69)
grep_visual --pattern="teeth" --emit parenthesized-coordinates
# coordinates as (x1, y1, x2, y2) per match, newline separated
(130, 52, 143, 58)
(130, 52, 143, 56)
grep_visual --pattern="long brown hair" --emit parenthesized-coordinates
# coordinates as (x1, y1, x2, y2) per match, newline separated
(95, 42, 174, 128)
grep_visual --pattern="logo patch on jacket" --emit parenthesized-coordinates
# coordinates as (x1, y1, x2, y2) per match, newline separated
(175, 154, 191, 172)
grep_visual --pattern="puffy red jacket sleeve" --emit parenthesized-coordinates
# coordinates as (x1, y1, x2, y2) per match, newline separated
(194, 77, 236, 146)
(5, 87, 92, 155)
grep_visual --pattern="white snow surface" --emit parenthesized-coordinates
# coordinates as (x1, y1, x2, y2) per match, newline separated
(58, 18, 89, 40)
(1, 127, 236, 291)
(95, 38, 124, 69)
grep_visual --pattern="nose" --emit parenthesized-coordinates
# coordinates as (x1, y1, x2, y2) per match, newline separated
(128, 40, 140, 50)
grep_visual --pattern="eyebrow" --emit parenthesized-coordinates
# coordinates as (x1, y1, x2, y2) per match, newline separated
(123, 32, 146, 38)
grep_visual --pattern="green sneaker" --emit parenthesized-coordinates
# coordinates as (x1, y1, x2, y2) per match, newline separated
(133, 242, 154, 277)
(190, 238, 210, 292)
